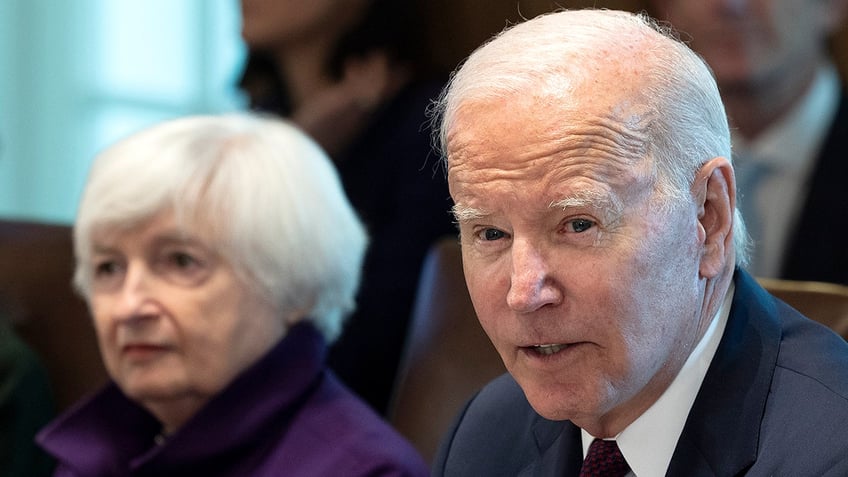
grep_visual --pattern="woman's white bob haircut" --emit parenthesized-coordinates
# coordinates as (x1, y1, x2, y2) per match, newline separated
(73, 113, 368, 343)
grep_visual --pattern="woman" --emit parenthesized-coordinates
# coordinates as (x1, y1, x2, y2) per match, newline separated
(239, 0, 457, 414)
(36, 114, 429, 476)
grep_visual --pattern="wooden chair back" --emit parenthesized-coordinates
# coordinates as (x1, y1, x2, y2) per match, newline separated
(0, 220, 107, 411)
(388, 236, 504, 464)
(757, 277, 848, 339)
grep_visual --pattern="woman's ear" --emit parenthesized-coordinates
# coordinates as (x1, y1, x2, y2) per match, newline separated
(692, 157, 735, 279)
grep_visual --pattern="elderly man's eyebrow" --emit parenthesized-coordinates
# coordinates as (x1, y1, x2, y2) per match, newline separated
(451, 204, 489, 224)
(549, 190, 623, 216)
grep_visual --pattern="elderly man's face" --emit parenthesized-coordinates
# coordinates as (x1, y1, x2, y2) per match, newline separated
(447, 95, 710, 434)
(86, 212, 284, 431)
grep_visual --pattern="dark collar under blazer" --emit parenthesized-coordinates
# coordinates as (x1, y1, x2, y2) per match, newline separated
(431, 270, 848, 476)
(780, 92, 848, 284)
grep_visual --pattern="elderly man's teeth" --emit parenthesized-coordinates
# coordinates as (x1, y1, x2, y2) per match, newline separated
(534, 344, 566, 355)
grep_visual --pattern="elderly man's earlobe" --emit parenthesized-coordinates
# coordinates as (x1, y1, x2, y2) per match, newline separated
(694, 157, 735, 279)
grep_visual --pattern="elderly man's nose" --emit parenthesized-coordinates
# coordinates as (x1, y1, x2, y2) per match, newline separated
(506, 242, 561, 313)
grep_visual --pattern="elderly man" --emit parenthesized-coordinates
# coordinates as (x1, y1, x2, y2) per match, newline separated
(431, 9, 848, 477)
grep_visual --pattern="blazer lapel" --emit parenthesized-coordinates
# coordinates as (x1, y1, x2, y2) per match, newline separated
(667, 270, 781, 476)
(517, 418, 582, 477)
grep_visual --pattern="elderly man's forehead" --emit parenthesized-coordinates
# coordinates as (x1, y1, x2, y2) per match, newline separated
(447, 52, 657, 135)
(446, 92, 652, 160)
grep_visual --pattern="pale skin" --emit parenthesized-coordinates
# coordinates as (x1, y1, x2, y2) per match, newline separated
(86, 213, 287, 435)
(446, 77, 736, 437)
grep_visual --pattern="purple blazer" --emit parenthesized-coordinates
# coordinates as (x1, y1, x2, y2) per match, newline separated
(36, 323, 428, 476)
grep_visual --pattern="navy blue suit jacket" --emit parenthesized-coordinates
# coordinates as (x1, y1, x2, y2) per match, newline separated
(432, 270, 848, 476)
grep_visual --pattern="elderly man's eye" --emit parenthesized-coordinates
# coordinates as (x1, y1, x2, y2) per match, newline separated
(567, 218, 595, 233)
(482, 228, 506, 241)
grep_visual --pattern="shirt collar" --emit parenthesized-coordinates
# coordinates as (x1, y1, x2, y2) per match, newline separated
(581, 282, 735, 476)
(733, 63, 840, 174)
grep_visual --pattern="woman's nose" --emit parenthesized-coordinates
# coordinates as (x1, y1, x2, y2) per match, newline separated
(112, 262, 158, 322)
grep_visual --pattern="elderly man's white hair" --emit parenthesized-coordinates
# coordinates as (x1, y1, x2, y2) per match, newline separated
(432, 8, 750, 264)
(73, 113, 368, 342)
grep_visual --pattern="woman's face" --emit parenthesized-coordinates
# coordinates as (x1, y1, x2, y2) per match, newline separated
(240, 0, 369, 51)
(86, 212, 285, 430)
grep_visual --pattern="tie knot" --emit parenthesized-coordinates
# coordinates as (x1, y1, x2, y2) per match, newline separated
(579, 438, 630, 477)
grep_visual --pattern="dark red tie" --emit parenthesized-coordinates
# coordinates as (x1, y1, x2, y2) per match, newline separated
(578, 438, 630, 477)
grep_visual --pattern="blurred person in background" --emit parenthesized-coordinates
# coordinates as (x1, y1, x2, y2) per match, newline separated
(35, 114, 429, 476)
(648, 0, 848, 284)
(239, 0, 456, 414)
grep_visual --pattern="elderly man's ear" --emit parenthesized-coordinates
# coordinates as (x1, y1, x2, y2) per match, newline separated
(693, 157, 734, 279)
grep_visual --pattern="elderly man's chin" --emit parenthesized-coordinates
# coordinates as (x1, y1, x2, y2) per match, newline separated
(518, 377, 610, 423)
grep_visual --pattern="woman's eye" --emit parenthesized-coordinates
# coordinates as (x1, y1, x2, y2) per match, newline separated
(90, 259, 124, 291)
(94, 260, 120, 277)
(169, 252, 198, 269)
(158, 248, 213, 286)
(566, 218, 595, 233)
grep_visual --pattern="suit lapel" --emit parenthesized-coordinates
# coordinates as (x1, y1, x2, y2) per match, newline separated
(516, 418, 582, 476)
(667, 270, 781, 476)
